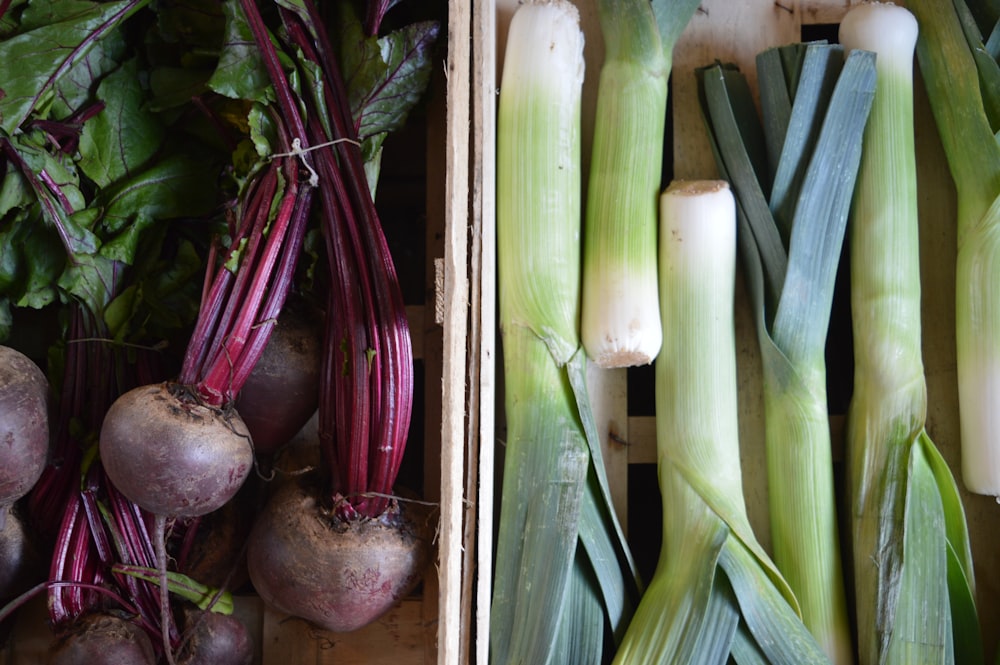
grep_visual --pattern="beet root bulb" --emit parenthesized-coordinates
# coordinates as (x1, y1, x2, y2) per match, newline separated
(237, 297, 322, 458)
(0, 504, 43, 601)
(47, 613, 156, 665)
(0, 345, 49, 506)
(99, 383, 252, 518)
(177, 607, 253, 665)
(246, 475, 434, 632)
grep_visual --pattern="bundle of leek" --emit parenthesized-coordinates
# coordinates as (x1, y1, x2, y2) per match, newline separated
(839, 3, 982, 664)
(908, 0, 1000, 500)
(580, 0, 699, 368)
(492, 1, 639, 662)
(613, 180, 829, 664)
(697, 40, 875, 663)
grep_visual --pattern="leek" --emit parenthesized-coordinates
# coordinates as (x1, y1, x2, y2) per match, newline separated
(579, 0, 699, 368)
(492, 2, 639, 662)
(697, 42, 875, 663)
(908, 0, 1000, 498)
(840, 3, 981, 663)
(612, 180, 828, 665)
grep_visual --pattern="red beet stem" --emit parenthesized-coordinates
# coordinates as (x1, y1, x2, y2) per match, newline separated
(196, 166, 305, 404)
(274, 1, 414, 518)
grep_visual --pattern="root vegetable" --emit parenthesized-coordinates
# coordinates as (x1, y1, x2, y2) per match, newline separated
(0, 345, 50, 507)
(99, 383, 252, 519)
(0, 504, 42, 602)
(176, 607, 253, 665)
(47, 613, 156, 665)
(246, 474, 433, 632)
(236, 298, 322, 459)
(176, 482, 256, 592)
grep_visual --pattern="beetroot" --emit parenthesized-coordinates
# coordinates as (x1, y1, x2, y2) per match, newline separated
(99, 383, 252, 519)
(247, 474, 432, 632)
(0, 504, 42, 602)
(47, 613, 156, 665)
(236, 298, 322, 459)
(176, 482, 257, 592)
(0, 345, 50, 507)
(176, 607, 253, 665)
(233, 0, 440, 634)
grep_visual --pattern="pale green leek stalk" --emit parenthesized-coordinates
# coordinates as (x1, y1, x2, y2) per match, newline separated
(492, 2, 639, 662)
(908, 0, 1000, 498)
(613, 180, 828, 665)
(841, 3, 982, 664)
(580, 0, 698, 368)
(698, 43, 875, 663)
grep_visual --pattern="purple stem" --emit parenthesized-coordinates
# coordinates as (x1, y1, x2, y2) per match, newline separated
(282, 4, 413, 517)
(197, 161, 302, 404)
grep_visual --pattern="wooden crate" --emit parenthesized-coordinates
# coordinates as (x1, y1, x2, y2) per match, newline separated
(472, 0, 1000, 662)
(0, 1, 474, 663)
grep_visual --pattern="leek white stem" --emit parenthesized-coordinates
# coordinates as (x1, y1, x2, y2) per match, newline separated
(580, 0, 699, 368)
(841, 3, 979, 663)
(614, 180, 828, 664)
(908, 0, 1000, 496)
(492, 2, 640, 661)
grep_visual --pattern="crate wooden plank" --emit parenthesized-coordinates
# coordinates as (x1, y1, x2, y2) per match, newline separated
(471, 0, 498, 662)
(433, 0, 472, 661)
(470, 0, 500, 662)
(260, 598, 429, 665)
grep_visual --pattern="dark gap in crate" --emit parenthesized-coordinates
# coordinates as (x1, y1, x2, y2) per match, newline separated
(663, 73, 675, 187)
(801, 22, 839, 45)
(374, 112, 429, 306)
(826, 225, 854, 417)
(626, 463, 662, 585)
(395, 359, 426, 499)
(626, 364, 656, 417)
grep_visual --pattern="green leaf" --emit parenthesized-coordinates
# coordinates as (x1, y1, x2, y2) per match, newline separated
(98, 152, 223, 231)
(103, 283, 136, 339)
(762, 43, 844, 240)
(13, 131, 87, 214)
(339, 2, 439, 142)
(78, 58, 164, 189)
(951, 0, 1000, 132)
(551, 553, 605, 665)
(0, 300, 11, 341)
(207, 0, 273, 103)
(98, 212, 155, 264)
(57, 251, 118, 314)
(0, 0, 149, 133)
(0, 167, 32, 218)
(883, 444, 951, 663)
(719, 540, 829, 664)
(490, 327, 589, 665)
(15, 223, 64, 309)
(248, 102, 277, 158)
(0, 219, 27, 294)
(112, 563, 234, 614)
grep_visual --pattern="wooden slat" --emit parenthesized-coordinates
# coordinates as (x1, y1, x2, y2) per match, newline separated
(260, 598, 429, 664)
(471, 0, 498, 663)
(435, 0, 472, 662)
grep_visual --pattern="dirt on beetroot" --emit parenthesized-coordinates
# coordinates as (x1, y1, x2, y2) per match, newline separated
(99, 383, 253, 519)
(47, 613, 157, 665)
(246, 473, 435, 633)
